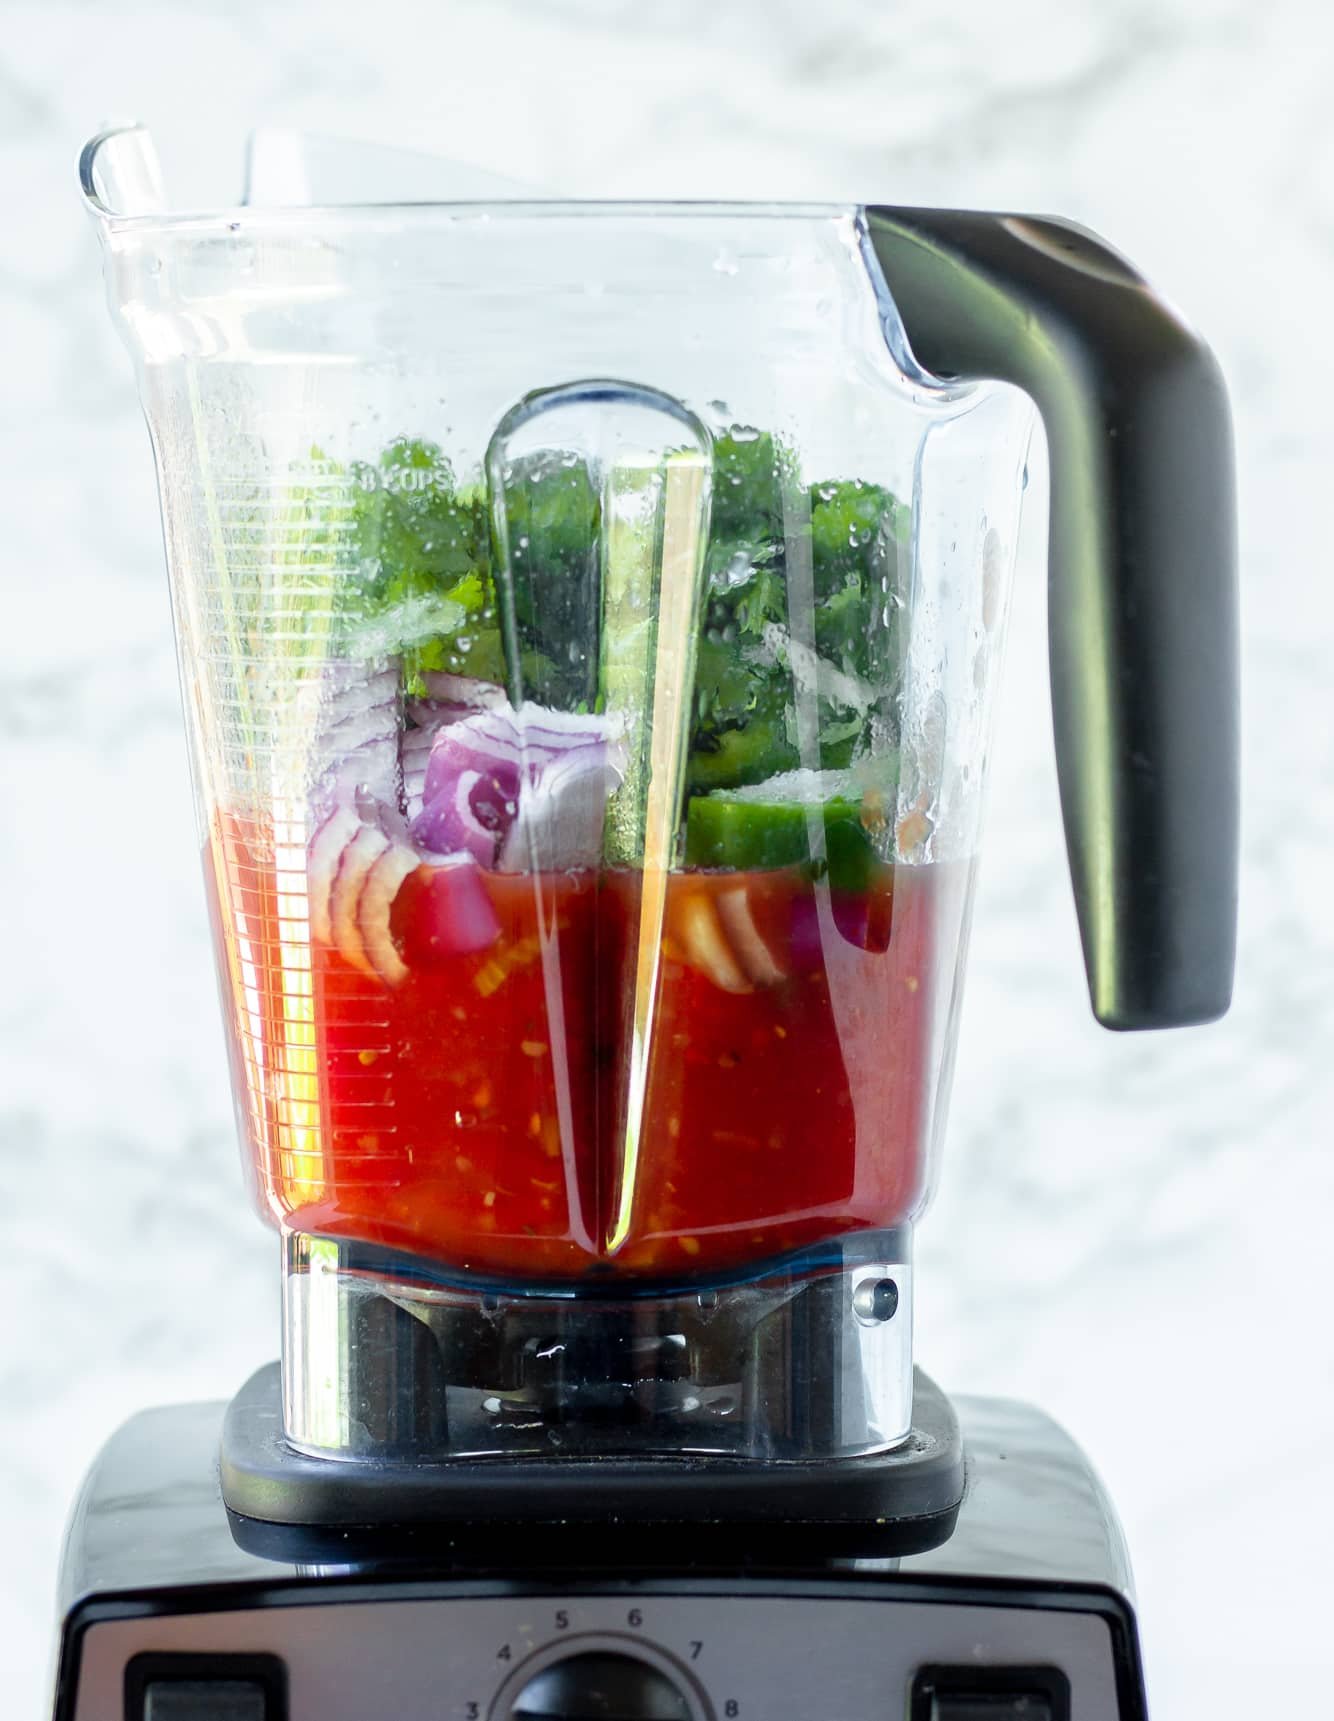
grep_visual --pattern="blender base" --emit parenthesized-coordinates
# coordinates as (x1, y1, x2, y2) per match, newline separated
(220, 1361, 965, 1561)
(54, 1384, 1148, 1721)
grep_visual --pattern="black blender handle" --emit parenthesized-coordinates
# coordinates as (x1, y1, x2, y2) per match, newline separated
(865, 208, 1239, 1030)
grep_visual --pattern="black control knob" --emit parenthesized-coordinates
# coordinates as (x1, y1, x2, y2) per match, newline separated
(509, 1650, 692, 1720)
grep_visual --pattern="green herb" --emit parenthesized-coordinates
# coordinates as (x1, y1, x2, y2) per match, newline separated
(710, 428, 791, 541)
(342, 438, 498, 692)
(809, 477, 904, 684)
(342, 437, 609, 701)
(324, 426, 906, 808)
(495, 450, 601, 709)
(684, 436, 904, 794)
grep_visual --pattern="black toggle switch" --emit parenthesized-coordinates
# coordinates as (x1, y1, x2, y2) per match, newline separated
(126, 1653, 287, 1721)
(910, 1665, 1070, 1721)
(927, 1698, 1051, 1721)
(144, 1682, 268, 1721)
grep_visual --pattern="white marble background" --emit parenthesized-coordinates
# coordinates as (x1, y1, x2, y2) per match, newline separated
(1, 0, 1331, 1714)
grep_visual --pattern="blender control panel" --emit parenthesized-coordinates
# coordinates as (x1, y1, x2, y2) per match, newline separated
(71, 1591, 1122, 1720)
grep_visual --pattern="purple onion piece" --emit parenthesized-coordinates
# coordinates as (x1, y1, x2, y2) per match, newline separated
(414, 765, 519, 865)
(309, 661, 404, 819)
(497, 748, 622, 872)
(400, 681, 507, 822)
(401, 726, 441, 824)
(788, 881, 883, 957)
(410, 704, 622, 871)
(419, 672, 508, 709)
(411, 851, 502, 955)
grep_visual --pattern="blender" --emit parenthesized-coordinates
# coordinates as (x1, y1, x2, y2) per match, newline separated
(53, 126, 1237, 1721)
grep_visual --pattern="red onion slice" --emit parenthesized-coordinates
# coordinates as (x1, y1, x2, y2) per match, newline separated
(307, 678, 615, 984)
(419, 672, 508, 709)
(716, 885, 786, 986)
(497, 747, 622, 872)
(308, 662, 403, 816)
(401, 679, 507, 822)
(307, 803, 363, 948)
(400, 733, 435, 824)
(330, 823, 391, 974)
(430, 766, 514, 865)
(358, 841, 424, 986)
(412, 704, 622, 870)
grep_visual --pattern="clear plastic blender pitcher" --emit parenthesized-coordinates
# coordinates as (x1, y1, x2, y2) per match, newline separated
(81, 128, 1236, 1463)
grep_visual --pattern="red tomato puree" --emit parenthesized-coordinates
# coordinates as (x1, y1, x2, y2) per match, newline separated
(206, 810, 965, 1283)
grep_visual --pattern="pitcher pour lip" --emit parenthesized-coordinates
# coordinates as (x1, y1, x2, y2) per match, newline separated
(79, 121, 991, 412)
(79, 122, 856, 231)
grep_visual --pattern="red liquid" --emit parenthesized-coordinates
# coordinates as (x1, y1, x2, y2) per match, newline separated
(207, 811, 965, 1282)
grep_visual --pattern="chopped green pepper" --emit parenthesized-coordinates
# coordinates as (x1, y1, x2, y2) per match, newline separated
(685, 793, 880, 893)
